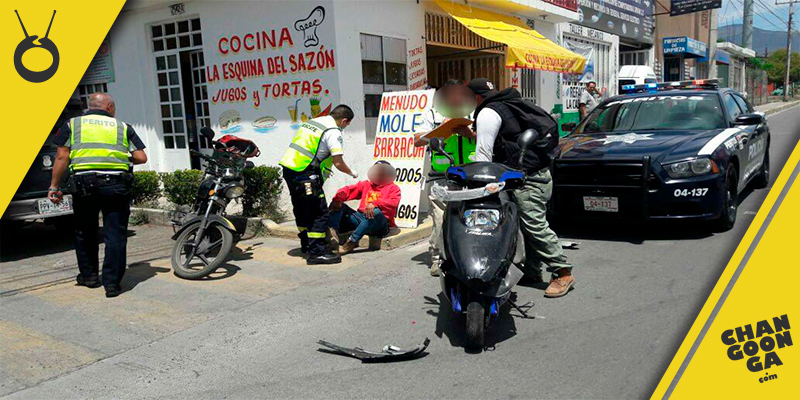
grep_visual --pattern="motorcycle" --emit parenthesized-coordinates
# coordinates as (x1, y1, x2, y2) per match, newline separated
(170, 127, 259, 279)
(429, 129, 538, 350)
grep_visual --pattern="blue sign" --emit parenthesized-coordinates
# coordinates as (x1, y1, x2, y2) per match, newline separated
(663, 36, 708, 58)
(698, 49, 731, 65)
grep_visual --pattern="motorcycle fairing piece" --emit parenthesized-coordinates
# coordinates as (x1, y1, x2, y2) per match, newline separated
(317, 338, 430, 363)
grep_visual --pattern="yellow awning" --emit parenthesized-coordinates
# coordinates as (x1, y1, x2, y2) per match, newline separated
(435, 0, 586, 74)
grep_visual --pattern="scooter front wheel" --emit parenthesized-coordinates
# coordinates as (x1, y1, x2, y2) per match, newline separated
(171, 222, 233, 279)
(465, 300, 485, 350)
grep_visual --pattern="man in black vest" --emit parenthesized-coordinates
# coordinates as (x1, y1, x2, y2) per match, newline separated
(468, 78, 574, 298)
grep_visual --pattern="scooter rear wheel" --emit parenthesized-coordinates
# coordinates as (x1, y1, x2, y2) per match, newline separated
(465, 300, 485, 350)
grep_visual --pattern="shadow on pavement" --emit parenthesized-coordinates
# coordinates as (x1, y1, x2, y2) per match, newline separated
(122, 261, 171, 293)
(0, 222, 137, 262)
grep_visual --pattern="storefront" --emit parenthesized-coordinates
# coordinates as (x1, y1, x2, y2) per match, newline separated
(86, 0, 584, 206)
(715, 42, 756, 93)
(556, 23, 619, 132)
(662, 36, 707, 81)
(697, 48, 731, 83)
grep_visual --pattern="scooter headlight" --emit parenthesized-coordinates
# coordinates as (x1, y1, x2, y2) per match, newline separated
(464, 209, 500, 230)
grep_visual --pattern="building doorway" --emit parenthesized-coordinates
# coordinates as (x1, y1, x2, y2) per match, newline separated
(150, 17, 207, 170)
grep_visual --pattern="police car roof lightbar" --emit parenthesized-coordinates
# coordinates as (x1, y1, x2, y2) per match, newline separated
(620, 79, 719, 95)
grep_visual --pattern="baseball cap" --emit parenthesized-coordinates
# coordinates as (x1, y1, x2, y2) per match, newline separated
(467, 78, 498, 97)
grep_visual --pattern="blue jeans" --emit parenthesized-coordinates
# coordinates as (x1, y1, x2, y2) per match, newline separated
(328, 204, 389, 243)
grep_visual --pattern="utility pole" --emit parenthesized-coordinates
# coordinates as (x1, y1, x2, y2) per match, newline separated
(778, 1, 796, 102)
(709, 9, 718, 79)
(743, 0, 754, 49)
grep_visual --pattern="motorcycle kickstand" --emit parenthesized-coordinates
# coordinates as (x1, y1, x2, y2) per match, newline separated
(508, 300, 536, 319)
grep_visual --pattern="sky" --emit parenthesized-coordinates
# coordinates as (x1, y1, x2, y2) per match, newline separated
(717, 0, 796, 31)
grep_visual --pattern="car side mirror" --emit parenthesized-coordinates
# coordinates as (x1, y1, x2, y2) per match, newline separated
(561, 122, 577, 132)
(429, 138, 455, 165)
(733, 113, 763, 126)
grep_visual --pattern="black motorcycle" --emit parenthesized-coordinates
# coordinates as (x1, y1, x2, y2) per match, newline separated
(429, 130, 537, 350)
(170, 127, 258, 279)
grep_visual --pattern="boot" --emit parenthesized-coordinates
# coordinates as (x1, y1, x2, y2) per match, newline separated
(544, 269, 575, 298)
(298, 231, 309, 254)
(307, 252, 342, 265)
(339, 240, 359, 255)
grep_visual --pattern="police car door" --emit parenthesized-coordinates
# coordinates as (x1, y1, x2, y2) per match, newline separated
(722, 93, 757, 188)
(733, 93, 767, 184)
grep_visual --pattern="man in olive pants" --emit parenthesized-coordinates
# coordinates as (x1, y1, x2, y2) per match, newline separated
(510, 169, 572, 288)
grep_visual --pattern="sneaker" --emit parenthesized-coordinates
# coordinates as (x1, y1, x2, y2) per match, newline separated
(339, 240, 359, 255)
(76, 275, 101, 289)
(105, 286, 122, 298)
(307, 252, 342, 265)
(544, 270, 575, 298)
(430, 259, 442, 277)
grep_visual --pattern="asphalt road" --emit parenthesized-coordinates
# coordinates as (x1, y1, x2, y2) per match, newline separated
(1, 105, 799, 399)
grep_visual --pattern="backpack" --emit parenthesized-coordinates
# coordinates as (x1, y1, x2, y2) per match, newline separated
(503, 98, 559, 155)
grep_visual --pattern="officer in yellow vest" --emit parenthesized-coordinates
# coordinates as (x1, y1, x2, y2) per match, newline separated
(48, 93, 148, 298)
(414, 80, 476, 276)
(279, 105, 357, 264)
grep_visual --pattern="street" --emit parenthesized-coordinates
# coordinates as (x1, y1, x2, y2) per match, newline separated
(1, 104, 799, 399)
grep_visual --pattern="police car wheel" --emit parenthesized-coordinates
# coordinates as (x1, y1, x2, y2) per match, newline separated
(714, 166, 739, 232)
(752, 148, 770, 189)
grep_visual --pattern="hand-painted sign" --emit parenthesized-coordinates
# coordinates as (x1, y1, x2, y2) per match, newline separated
(542, 0, 579, 12)
(203, 1, 339, 169)
(372, 90, 435, 228)
(670, 0, 722, 17)
(576, 0, 654, 44)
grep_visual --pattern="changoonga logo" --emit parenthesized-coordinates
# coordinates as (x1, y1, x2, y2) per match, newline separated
(721, 314, 793, 382)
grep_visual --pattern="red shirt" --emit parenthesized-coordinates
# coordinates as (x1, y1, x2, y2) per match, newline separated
(332, 180, 402, 227)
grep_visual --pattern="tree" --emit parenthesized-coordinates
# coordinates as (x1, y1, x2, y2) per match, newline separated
(764, 49, 800, 85)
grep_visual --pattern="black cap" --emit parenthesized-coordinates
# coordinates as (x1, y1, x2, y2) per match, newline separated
(468, 78, 498, 97)
(374, 160, 392, 167)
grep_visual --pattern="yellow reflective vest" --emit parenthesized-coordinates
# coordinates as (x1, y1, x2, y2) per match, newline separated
(69, 115, 130, 172)
(279, 116, 340, 179)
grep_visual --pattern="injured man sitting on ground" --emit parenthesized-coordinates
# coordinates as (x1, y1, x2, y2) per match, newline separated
(328, 161, 402, 255)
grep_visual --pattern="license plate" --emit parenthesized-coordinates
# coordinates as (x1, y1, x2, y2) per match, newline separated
(583, 196, 618, 212)
(38, 197, 72, 215)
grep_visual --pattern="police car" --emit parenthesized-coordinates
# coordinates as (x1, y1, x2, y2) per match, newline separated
(551, 79, 770, 231)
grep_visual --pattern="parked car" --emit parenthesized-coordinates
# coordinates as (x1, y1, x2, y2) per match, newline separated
(2, 99, 84, 228)
(618, 65, 658, 92)
(553, 80, 770, 231)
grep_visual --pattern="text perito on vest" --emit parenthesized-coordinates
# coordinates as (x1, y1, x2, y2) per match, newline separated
(69, 115, 130, 172)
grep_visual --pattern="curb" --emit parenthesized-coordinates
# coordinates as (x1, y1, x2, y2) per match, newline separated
(760, 100, 800, 115)
(130, 207, 432, 250)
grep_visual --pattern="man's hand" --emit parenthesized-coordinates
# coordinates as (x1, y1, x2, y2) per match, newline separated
(48, 188, 63, 204)
(350, 171, 359, 179)
(364, 203, 375, 219)
(329, 201, 343, 211)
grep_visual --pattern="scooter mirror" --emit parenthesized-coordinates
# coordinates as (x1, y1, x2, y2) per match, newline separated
(517, 129, 539, 167)
(429, 138, 456, 165)
(200, 127, 215, 140)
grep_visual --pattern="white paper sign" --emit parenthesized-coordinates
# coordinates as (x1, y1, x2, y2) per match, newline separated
(372, 90, 435, 228)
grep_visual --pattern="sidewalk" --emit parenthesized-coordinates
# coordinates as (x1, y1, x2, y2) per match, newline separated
(755, 99, 800, 114)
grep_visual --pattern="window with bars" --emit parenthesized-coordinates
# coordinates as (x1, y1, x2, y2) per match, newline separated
(151, 18, 202, 53)
(361, 33, 408, 144)
(78, 83, 108, 110)
(562, 36, 611, 112)
(150, 17, 204, 150)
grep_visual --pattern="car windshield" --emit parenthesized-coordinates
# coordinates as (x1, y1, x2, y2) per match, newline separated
(575, 93, 726, 134)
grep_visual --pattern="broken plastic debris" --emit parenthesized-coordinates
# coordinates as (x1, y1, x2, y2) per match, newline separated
(317, 338, 430, 363)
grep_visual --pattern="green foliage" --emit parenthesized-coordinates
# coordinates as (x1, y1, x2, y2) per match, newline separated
(131, 171, 161, 206)
(160, 169, 204, 207)
(129, 210, 150, 226)
(241, 165, 284, 221)
(763, 49, 800, 85)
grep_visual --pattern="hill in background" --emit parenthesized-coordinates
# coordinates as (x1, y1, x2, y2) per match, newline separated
(718, 23, 800, 55)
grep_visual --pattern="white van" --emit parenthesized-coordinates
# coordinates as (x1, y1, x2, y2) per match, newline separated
(618, 66, 658, 91)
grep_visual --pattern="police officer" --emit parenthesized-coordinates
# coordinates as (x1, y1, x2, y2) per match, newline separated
(48, 93, 147, 298)
(279, 105, 357, 264)
(414, 80, 476, 276)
